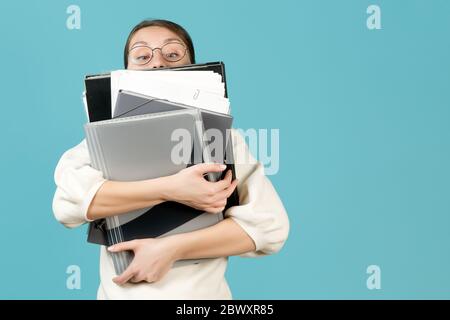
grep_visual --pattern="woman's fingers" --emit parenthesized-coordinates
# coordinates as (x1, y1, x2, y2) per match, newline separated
(130, 273, 147, 283)
(194, 163, 227, 175)
(108, 239, 138, 253)
(204, 184, 238, 212)
(113, 264, 137, 285)
(211, 178, 238, 202)
(204, 196, 227, 212)
(204, 206, 226, 213)
(210, 170, 233, 191)
(188, 176, 238, 211)
(226, 179, 239, 197)
(175, 168, 237, 212)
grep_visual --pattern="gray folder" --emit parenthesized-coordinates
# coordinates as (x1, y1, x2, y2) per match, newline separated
(114, 90, 234, 164)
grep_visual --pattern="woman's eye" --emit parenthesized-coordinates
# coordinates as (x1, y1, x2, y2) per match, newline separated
(166, 52, 179, 58)
(137, 55, 151, 61)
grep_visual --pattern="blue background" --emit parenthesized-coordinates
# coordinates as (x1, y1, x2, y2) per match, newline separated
(0, 0, 449, 299)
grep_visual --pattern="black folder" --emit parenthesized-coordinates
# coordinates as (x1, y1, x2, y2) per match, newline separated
(84, 62, 239, 245)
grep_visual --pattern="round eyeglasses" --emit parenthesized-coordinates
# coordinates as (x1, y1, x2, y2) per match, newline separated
(128, 41, 187, 66)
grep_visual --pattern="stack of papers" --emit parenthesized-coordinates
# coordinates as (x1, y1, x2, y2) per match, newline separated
(82, 70, 231, 121)
(82, 61, 232, 123)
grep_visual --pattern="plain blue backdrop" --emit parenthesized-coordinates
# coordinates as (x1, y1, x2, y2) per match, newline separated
(0, 0, 449, 299)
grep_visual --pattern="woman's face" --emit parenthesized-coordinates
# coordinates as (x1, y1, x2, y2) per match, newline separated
(127, 26, 192, 70)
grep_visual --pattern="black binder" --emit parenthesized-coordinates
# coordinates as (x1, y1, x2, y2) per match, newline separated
(84, 62, 239, 245)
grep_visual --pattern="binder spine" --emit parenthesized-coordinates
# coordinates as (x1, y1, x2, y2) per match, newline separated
(193, 111, 218, 182)
(192, 111, 223, 224)
(85, 125, 133, 275)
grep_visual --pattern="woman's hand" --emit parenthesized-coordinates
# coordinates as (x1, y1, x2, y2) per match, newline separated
(163, 163, 238, 213)
(108, 237, 180, 285)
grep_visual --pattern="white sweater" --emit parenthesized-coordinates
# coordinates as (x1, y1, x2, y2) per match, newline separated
(52, 129, 289, 299)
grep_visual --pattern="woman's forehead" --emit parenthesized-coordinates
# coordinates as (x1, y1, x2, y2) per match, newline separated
(129, 26, 184, 48)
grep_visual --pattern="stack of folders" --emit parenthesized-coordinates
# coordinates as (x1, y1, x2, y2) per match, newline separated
(82, 62, 238, 275)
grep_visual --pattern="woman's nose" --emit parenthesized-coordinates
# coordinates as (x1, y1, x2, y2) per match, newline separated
(148, 50, 167, 69)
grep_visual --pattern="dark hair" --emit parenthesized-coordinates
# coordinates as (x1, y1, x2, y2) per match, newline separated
(123, 19, 196, 68)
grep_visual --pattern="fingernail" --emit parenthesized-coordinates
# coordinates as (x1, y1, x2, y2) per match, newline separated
(220, 164, 226, 170)
(108, 246, 115, 252)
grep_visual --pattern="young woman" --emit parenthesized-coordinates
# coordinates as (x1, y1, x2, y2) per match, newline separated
(53, 19, 289, 299)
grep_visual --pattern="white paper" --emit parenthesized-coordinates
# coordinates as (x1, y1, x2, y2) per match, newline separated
(110, 70, 230, 116)
(81, 91, 89, 122)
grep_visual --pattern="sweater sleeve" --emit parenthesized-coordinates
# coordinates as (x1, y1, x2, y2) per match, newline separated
(224, 129, 290, 257)
(52, 139, 107, 228)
